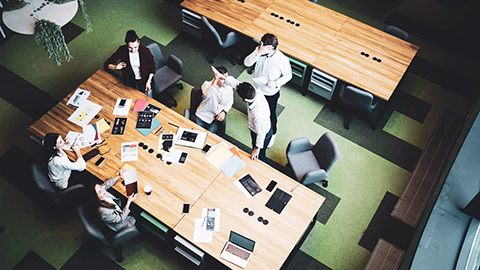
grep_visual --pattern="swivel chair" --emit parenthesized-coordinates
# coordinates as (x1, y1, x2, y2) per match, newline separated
(78, 204, 139, 262)
(147, 43, 184, 108)
(338, 84, 379, 130)
(286, 133, 340, 188)
(201, 16, 240, 64)
(385, 25, 409, 41)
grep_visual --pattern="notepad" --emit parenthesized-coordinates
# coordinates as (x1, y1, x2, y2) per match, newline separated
(133, 99, 148, 112)
(205, 143, 234, 168)
(135, 118, 161, 136)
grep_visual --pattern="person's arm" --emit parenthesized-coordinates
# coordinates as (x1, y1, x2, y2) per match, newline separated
(100, 194, 136, 225)
(57, 148, 85, 172)
(271, 55, 293, 88)
(103, 169, 125, 190)
(144, 47, 156, 92)
(104, 46, 126, 70)
(244, 46, 260, 67)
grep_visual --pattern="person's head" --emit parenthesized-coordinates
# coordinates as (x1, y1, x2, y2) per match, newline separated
(125, 30, 140, 53)
(91, 183, 116, 209)
(261, 33, 278, 50)
(43, 133, 62, 160)
(236, 82, 256, 102)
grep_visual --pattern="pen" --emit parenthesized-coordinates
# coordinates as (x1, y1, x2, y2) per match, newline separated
(71, 137, 78, 148)
(154, 126, 163, 135)
(201, 216, 206, 228)
(290, 185, 299, 193)
(168, 122, 179, 128)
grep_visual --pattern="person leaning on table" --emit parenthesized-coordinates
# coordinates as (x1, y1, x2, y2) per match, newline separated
(236, 82, 272, 163)
(91, 170, 136, 232)
(43, 133, 86, 190)
(104, 30, 156, 97)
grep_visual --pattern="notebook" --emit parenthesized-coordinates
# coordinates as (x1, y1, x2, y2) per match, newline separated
(220, 231, 255, 268)
(265, 188, 292, 214)
(174, 127, 207, 149)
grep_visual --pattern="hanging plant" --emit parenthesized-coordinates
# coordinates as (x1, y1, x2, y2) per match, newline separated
(4, 0, 28, 11)
(54, 0, 92, 33)
(34, 19, 72, 66)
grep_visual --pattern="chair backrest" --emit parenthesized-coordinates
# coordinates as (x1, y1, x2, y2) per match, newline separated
(312, 133, 340, 173)
(188, 87, 203, 120)
(78, 204, 110, 245)
(166, 54, 184, 77)
(146, 43, 166, 70)
(340, 85, 377, 112)
(385, 25, 409, 41)
(201, 16, 223, 47)
(31, 162, 59, 200)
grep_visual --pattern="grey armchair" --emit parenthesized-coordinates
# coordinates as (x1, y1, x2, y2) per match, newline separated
(286, 133, 340, 188)
(78, 205, 139, 262)
(147, 43, 184, 108)
(31, 162, 85, 208)
(184, 87, 203, 121)
(385, 25, 409, 41)
(201, 16, 240, 64)
(338, 84, 379, 129)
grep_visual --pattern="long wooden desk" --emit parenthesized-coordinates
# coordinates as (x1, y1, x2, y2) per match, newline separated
(181, 0, 419, 101)
(28, 69, 325, 269)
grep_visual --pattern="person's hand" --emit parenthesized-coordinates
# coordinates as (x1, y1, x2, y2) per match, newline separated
(71, 144, 81, 154)
(128, 193, 137, 202)
(145, 81, 152, 93)
(251, 146, 260, 160)
(119, 168, 127, 178)
(216, 111, 226, 121)
(267, 82, 276, 89)
(116, 62, 127, 70)
(257, 42, 275, 56)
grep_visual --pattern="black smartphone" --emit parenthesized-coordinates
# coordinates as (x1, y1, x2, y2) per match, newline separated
(94, 156, 105, 166)
(118, 98, 127, 108)
(202, 144, 211, 153)
(182, 203, 190, 214)
(266, 180, 277, 192)
(179, 152, 188, 164)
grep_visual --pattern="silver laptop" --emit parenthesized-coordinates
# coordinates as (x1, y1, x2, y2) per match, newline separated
(220, 231, 255, 268)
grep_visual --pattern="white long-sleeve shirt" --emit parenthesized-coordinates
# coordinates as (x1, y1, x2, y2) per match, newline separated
(244, 47, 292, 96)
(47, 149, 86, 190)
(247, 89, 271, 148)
(196, 76, 240, 124)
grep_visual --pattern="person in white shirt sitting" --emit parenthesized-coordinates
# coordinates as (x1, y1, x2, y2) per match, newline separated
(43, 133, 86, 190)
(195, 66, 240, 136)
(244, 33, 292, 148)
(236, 82, 272, 163)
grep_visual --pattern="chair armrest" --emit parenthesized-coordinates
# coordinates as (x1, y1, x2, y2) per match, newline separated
(111, 226, 140, 247)
(223, 31, 240, 48)
(184, 109, 191, 120)
(302, 169, 328, 186)
(166, 55, 184, 77)
(58, 184, 85, 204)
(286, 137, 312, 155)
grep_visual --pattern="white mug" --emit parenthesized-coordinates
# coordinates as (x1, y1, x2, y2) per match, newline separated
(144, 185, 152, 195)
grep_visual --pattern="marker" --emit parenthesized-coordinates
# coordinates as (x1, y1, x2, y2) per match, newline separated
(290, 185, 299, 193)
(168, 122, 179, 128)
(154, 126, 163, 135)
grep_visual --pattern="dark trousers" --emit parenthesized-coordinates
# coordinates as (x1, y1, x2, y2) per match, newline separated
(194, 115, 226, 137)
(250, 126, 273, 163)
(135, 79, 152, 98)
(265, 91, 280, 134)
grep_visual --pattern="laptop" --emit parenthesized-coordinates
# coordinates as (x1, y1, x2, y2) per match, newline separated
(174, 127, 207, 149)
(220, 231, 255, 268)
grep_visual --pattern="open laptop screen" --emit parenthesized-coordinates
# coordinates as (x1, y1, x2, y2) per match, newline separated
(230, 231, 255, 252)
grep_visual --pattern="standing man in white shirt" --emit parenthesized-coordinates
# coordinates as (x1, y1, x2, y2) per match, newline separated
(236, 82, 272, 163)
(244, 33, 292, 148)
(195, 66, 240, 136)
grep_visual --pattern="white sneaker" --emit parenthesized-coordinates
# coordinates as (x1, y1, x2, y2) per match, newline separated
(268, 134, 276, 148)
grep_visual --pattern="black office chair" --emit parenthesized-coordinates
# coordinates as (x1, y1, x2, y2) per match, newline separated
(184, 87, 203, 121)
(78, 205, 139, 262)
(147, 43, 184, 108)
(286, 133, 340, 188)
(201, 16, 240, 64)
(338, 84, 379, 130)
(31, 162, 85, 209)
(385, 25, 409, 41)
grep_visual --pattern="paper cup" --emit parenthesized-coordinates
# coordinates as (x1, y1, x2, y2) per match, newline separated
(144, 185, 152, 195)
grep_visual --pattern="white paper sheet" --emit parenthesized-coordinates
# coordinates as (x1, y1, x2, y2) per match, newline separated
(193, 218, 213, 243)
(121, 142, 138, 162)
(113, 98, 132, 116)
(66, 88, 90, 107)
(67, 100, 103, 127)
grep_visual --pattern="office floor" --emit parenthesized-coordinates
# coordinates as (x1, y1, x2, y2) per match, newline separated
(0, 0, 478, 269)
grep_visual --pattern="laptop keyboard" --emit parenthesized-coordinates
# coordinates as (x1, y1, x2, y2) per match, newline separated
(226, 243, 250, 260)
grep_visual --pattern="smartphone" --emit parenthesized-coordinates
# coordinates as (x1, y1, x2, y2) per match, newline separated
(94, 156, 105, 166)
(266, 180, 277, 192)
(118, 98, 127, 108)
(179, 152, 188, 164)
(182, 203, 190, 214)
(202, 144, 211, 154)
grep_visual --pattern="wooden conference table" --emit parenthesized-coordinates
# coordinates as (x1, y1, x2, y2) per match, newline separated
(28, 69, 325, 269)
(181, 0, 419, 101)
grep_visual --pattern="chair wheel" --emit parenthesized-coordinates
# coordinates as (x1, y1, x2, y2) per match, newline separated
(179, 84, 184, 90)
(322, 181, 328, 188)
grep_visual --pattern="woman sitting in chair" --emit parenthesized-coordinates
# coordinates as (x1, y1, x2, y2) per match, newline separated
(91, 170, 136, 232)
(43, 133, 86, 190)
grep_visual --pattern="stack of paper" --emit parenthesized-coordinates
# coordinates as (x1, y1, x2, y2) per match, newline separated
(67, 100, 103, 127)
(193, 208, 221, 243)
(205, 142, 246, 177)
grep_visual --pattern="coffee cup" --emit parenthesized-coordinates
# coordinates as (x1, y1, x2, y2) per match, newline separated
(144, 185, 152, 195)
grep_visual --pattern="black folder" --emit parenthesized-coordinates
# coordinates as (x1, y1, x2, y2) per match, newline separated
(265, 188, 291, 214)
